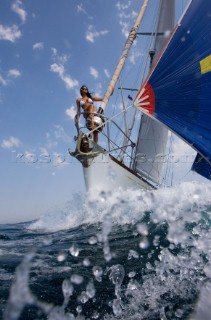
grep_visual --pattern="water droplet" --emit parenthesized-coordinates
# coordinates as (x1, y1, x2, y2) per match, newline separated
(62, 279, 73, 299)
(71, 274, 84, 285)
(175, 308, 183, 318)
(93, 266, 103, 282)
(76, 305, 82, 313)
(92, 310, 99, 319)
(88, 236, 97, 245)
(83, 258, 91, 267)
(128, 249, 139, 260)
(43, 236, 52, 246)
(137, 223, 148, 236)
(128, 271, 136, 278)
(153, 235, 160, 246)
(69, 244, 80, 257)
(127, 280, 137, 290)
(146, 262, 154, 270)
(139, 236, 149, 249)
(79, 291, 89, 304)
(86, 280, 96, 298)
(57, 252, 67, 262)
(103, 244, 112, 262)
(112, 299, 122, 316)
(109, 264, 125, 287)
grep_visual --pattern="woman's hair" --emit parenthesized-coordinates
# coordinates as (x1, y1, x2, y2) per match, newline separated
(80, 85, 92, 99)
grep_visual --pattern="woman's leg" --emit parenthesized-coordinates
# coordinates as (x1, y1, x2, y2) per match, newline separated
(84, 103, 96, 129)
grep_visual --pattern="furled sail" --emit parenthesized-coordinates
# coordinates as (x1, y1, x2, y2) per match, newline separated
(133, 0, 175, 185)
(134, 0, 211, 180)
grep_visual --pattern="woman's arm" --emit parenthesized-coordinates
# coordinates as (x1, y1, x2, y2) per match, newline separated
(92, 96, 103, 102)
(76, 99, 81, 123)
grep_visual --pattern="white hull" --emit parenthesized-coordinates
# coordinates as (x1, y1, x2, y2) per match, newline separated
(83, 152, 154, 195)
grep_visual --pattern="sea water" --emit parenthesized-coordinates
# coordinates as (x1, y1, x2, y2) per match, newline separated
(0, 181, 210, 320)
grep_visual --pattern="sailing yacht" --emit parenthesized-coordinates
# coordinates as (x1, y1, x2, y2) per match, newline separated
(70, 0, 211, 195)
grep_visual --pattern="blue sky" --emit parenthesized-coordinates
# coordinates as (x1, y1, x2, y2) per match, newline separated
(0, 0, 200, 224)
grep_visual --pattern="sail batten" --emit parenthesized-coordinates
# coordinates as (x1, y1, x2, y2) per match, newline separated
(134, 0, 211, 180)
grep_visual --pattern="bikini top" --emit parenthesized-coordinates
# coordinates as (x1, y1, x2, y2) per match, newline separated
(80, 98, 93, 107)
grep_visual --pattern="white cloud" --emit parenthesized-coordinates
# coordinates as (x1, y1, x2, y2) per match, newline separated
(51, 48, 70, 65)
(0, 69, 21, 86)
(89, 66, 99, 79)
(116, 1, 137, 38)
(1, 136, 21, 149)
(8, 69, 21, 78)
(0, 75, 7, 86)
(50, 63, 78, 90)
(77, 3, 87, 14)
(33, 42, 44, 50)
(66, 106, 76, 120)
(119, 21, 130, 38)
(51, 47, 57, 56)
(50, 48, 73, 89)
(116, 2, 131, 11)
(0, 24, 22, 42)
(11, 0, 27, 23)
(86, 25, 108, 43)
(104, 69, 110, 78)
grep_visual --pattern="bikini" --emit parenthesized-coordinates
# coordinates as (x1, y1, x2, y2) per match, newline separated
(80, 98, 93, 108)
(80, 98, 94, 120)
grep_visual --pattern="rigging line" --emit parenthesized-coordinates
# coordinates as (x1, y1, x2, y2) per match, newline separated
(162, 132, 174, 187)
(170, 134, 174, 187)
(87, 106, 133, 136)
(163, 135, 170, 187)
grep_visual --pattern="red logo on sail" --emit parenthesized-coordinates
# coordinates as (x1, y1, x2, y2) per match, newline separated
(134, 82, 155, 115)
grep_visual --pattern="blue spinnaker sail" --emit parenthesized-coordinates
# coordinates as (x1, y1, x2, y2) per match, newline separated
(134, 0, 211, 180)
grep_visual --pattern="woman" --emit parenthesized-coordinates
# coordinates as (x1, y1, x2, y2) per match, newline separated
(76, 85, 103, 143)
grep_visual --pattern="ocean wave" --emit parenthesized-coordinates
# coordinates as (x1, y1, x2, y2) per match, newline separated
(28, 181, 211, 234)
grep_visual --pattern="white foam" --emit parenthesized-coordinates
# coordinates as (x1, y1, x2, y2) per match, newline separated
(28, 181, 211, 234)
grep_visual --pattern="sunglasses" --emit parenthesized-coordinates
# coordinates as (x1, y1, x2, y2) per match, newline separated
(81, 87, 87, 90)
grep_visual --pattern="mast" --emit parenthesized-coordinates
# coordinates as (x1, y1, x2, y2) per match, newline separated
(98, 0, 149, 114)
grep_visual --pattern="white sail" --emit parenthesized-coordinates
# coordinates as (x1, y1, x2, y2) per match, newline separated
(133, 115, 169, 184)
(133, 0, 175, 185)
